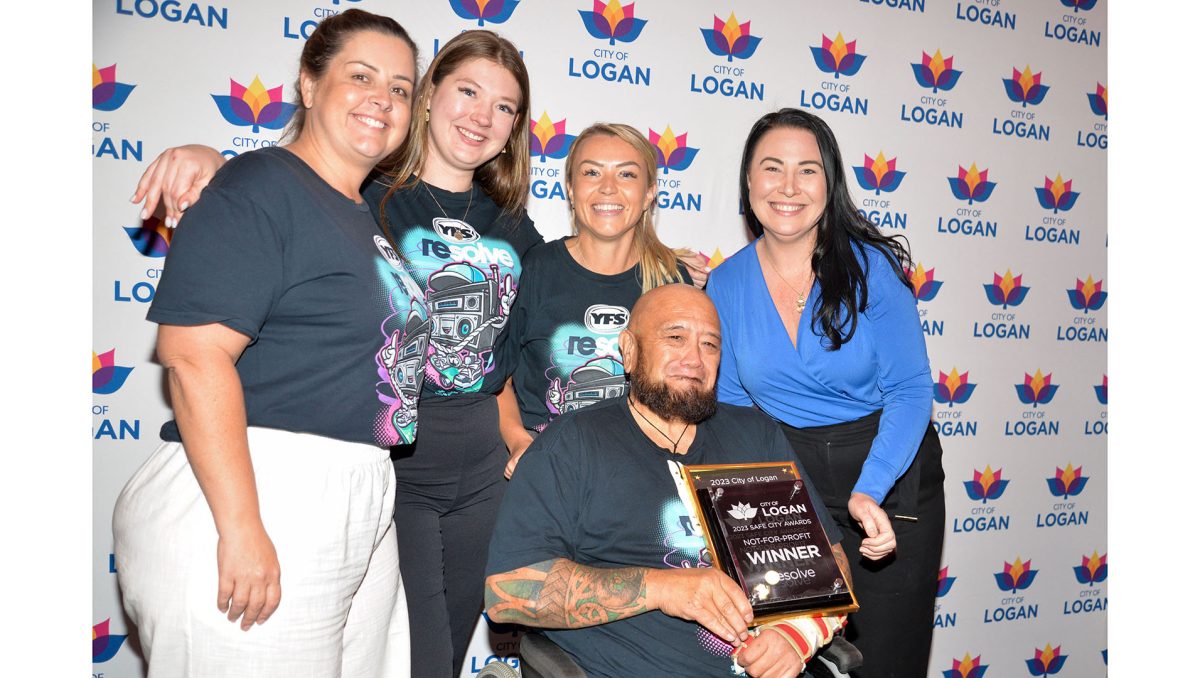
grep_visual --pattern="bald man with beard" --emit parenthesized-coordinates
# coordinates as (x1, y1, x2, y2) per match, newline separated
(485, 285, 851, 678)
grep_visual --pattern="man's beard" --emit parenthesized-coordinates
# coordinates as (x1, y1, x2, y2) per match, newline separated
(628, 370, 718, 425)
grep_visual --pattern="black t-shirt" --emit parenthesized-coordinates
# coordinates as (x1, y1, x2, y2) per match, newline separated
(506, 237, 691, 432)
(150, 147, 430, 448)
(364, 177, 543, 399)
(486, 398, 843, 678)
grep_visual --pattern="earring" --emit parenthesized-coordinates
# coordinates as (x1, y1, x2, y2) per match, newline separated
(500, 146, 508, 154)
(424, 109, 430, 123)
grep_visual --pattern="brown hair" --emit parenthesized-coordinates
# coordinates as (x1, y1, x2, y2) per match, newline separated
(381, 30, 531, 217)
(564, 123, 682, 293)
(282, 9, 418, 142)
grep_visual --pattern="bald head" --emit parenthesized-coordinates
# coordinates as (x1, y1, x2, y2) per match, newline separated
(620, 284, 721, 423)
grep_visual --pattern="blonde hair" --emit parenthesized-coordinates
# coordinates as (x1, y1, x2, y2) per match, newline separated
(564, 122, 683, 293)
(379, 30, 531, 218)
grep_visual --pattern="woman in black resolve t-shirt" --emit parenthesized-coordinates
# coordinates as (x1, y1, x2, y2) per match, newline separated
(496, 122, 691, 478)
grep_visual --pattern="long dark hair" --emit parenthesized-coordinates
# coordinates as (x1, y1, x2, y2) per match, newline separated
(739, 108, 913, 350)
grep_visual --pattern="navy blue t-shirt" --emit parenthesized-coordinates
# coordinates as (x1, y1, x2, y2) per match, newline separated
(506, 237, 690, 432)
(486, 398, 842, 678)
(364, 177, 542, 399)
(150, 147, 430, 448)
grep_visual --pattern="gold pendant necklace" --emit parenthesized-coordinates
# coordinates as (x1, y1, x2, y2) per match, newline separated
(423, 181, 474, 221)
(761, 246, 811, 315)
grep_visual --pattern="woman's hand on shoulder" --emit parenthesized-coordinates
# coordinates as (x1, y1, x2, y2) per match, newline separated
(674, 248, 711, 288)
(132, 144, 226, 227)
(847, 492, 896, 560)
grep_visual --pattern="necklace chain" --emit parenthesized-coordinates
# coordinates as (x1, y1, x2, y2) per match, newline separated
(628, 397, 690, 454)
(423, 181, 474, 222)
(762, 245, 812, 315)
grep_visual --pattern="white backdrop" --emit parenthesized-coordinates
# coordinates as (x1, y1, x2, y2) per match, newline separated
(93, 1, 1107, 676)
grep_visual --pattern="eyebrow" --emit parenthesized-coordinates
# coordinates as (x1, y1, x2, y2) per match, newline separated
(758, 156, 822, 167)
(580, 159, 641, 169)
(349, 60, 414, 84)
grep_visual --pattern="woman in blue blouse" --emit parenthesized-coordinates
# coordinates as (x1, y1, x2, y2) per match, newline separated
(706, 108, 944, 678)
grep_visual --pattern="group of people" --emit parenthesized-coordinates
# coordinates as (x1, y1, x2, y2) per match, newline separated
(111, 9, 945, 678)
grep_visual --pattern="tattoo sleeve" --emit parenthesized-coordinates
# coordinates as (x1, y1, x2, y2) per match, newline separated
(485, 558, 650, 628)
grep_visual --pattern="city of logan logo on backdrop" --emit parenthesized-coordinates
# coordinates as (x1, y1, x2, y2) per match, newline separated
(853, 150, 908, 231)
(93, 63, 143, 162)
(449, 0, 521, 26)
(1025, 644, 1068, 677)
(1063, 550, 1107, 617)
(1038, 463, 1091, 529)
(994, 65, 1051, 142)
(1006, 369, 1061, 437)
(211, 75, 297, 157)
(1045, 0, 1101, 47)
(1076, 82, 1107, 150)
(906, 263, 946, 337)
(900, 48, 965, 130)
(283, 0, 363, 40)
(954, 0, 1017, 31)
(934, 566, 957, 629)
(1057, 274, 1106, 343)
(529, 112, 575, 203)
(858, 0, 927, 15)
(939, 162, 999, 240)
(1028, 174, 1081, 247)
(93, 619, 127, 664)
(1084, 374, 1107, 437)
(689, 11, 765, 101)
(568, 1, 651, 87)
(800, 32, 868, 117)
(975, 269, 1031, 341)
(650, 125, 702, 213)
(942, 653, 987, 678)
(94, 350, 142, 442)
(933, 367, 978, 438)
(114, 0, 229, 29)
(986, 556, 1039, 625)
(953, 465, 1012, 535)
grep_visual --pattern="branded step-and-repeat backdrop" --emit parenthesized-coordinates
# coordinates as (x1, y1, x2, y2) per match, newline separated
(93, 0, 1107, 675)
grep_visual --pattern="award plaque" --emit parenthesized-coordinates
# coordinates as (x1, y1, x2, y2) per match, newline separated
(680, 462, 857, 623)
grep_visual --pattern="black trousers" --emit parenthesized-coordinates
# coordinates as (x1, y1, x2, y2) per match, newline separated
(782, 411, 945, 678)
(391, 394, 508, 678)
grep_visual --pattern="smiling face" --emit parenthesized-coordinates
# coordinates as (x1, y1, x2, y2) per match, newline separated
(567, 134, 656, 243)
(423, 57, 522, 182)
(745, 127, 828, 246)
(298, 30, 416, 170)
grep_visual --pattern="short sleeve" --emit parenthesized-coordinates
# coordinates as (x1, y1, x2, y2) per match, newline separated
(485, 423, 585, 575)
(147, 187, 284, 341)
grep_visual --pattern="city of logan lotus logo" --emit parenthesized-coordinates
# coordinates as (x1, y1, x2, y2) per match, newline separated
(1095, 375, 1107, 405)
(1003, 66, 1050, 108)
(93, 349, 134, 395)
(907, 264, 942, 302)
(1061, 0, 1097, 12)
(93, 619, 127, 663)
(854, 152, 905, 195)
(1073, 551, 1107, 586)
(728, 501, 757, 520)
(934, 368, 976, 408)
(580, 0, 646, 45)
(912, 49, 962, 93)
(983, 270, 1030, 309)
(650, 126, 699, 174)
(701, 12, 762, 62)
(1046, 464, 1088, 499)
(530, 112, 576, 162)
(1015, 369, 1058, 407)
(964, 465, 1009, 504)
(211, 76, 297, 133)
(1035, 174, 1079, 214)
(1067, 275, 1106, 312)
(93, 64, 136, 112)
(1026, 644, 1068, 677)
(124, 217, 173, 258)
(811, 33, 866, 79)
(450, 0, 520, 26)
(994, 557, 1038, 593)
(1088, 83, 1107, 119)
(936, 566, 956, 597)
(943, 654, 987, 678)
(948, 164, 996, 205)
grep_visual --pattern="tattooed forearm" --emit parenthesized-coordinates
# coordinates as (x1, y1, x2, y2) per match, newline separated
(832, 543, 853, 588)
(485, 558, 650, 628)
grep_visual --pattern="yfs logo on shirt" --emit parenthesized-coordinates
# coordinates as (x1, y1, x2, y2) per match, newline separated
(433, 218, 481, 244)
(584, 304, 629, 334)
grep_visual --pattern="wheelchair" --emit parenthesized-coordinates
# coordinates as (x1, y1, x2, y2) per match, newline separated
(477, 630, 863, 678)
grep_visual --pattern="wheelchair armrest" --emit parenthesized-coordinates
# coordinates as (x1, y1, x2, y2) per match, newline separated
(520, 632, 588, 678)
